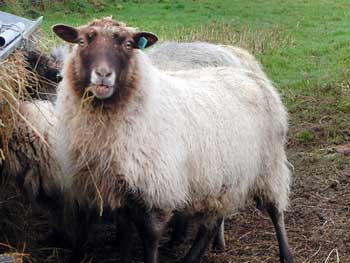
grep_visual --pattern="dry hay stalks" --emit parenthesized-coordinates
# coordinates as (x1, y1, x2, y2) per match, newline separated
(0, 33, 56, 259)
(0, 30, 57, 164)
(0, 51, 35, 256)
(0, 51, 35, 164)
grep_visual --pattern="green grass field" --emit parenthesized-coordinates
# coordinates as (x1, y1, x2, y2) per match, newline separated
(1, 1, 350, 262)
(3, 0, 350, 92)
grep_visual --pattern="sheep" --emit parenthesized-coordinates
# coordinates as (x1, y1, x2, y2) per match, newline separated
(148, 41, 267, 79)
(147, 41, 269, 250)
(22, 45, 70, 102)
(24, 50, 62, 101)
(53, 17, 293, 263)
(2, 101, 91, 252)
(2, 101, 65, 236)
(23, 42, 265, 250)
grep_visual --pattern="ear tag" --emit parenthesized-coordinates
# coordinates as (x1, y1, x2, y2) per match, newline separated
(138, 36, 148, 50)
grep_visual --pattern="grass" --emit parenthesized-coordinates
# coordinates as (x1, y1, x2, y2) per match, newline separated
(2, 0, 350, 92)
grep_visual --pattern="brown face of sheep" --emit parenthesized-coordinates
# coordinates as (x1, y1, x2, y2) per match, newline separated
(52, 23, 158, 100)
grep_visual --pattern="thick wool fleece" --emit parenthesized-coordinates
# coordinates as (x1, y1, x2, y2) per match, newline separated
(56, 49, 290, 217)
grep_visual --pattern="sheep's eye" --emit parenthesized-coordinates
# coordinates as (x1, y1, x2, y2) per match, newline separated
(87, 33, 95, 42)
(79, 39, 85, 46)
(125, 41, 133, 49)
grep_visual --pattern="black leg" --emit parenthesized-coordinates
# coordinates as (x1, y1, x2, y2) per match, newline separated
(169, 212, 189, 246)
(64, 201, 93, 261)
(265, 203, 294, 263)
(212, 219, 225, 251)
(183, 218, 223, 263)
(254, 196, 264, 211)
(115, 209, 134, 263)
(132, 208, 168, 263)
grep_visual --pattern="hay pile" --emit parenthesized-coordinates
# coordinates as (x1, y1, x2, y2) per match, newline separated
(0, 51, 34, 263)
(0, 52, 31, 163)
(0, 39, 60, 261)
(0, 33, 60, 165)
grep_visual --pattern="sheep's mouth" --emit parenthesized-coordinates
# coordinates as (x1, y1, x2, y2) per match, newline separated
(91, 85, 115, 100)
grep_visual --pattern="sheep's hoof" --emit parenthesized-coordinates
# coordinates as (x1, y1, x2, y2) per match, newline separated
(212, 242, 225, 253)
(280, 251, 294, 263)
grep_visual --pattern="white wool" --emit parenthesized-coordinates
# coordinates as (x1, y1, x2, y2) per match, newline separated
(147, 42, 243, 70)
(56, 50, 290, 217)
(147, 41, 267, 80)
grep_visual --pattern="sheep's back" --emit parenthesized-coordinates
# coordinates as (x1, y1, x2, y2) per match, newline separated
(148, 42, 244, 71)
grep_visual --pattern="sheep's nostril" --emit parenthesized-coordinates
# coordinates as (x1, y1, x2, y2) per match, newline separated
(92, 67, 115, 86)
(95, 68, 112, 78)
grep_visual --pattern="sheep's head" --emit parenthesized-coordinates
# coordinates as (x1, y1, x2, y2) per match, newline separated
(52, 18, 158, 101)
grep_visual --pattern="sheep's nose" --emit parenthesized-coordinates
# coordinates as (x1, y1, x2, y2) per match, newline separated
(95, 67, 112, 78)
(91, 66, 116, 86)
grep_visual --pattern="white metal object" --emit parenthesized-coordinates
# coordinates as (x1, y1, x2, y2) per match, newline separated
(0, 22, 25, 47)
(0, 11, 43, 62)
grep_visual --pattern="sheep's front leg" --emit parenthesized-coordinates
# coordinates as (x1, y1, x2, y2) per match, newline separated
(169, 212, 189, 245)
(132, 208, 169, 263)
(183, 218, 223, 263)
(115, 209, 134, 263)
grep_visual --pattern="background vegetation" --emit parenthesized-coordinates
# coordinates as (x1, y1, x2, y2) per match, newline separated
(2, 0, 350, 90)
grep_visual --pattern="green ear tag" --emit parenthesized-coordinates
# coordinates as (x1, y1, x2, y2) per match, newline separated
(138, 36, 148, 50)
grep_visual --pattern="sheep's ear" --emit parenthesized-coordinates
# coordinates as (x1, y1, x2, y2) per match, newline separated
(133, 32, 158, 49)
(52, 24, 80, 43)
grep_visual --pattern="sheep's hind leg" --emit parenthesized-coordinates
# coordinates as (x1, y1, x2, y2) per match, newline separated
(132, 208, 168, 263)
(183, 218, 223, 263)
(256, 198, 293, 263)
(212, 219, 225, 251)
(170, 213, 225, 252)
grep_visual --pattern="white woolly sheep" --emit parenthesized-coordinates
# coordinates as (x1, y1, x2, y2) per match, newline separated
(148, 41, 267, 79)
(53, 18, 293, 263)
(148, 41, 270, 250)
